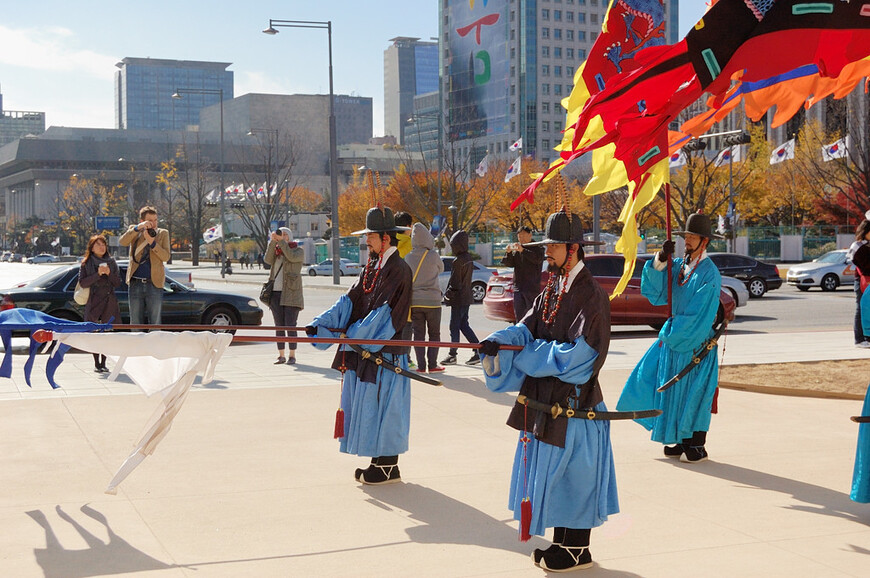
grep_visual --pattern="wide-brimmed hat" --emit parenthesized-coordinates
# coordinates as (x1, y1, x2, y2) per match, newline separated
(524, 210, 603, 246)
(674, 212, 724, 239)
(351, 206, 412, 235)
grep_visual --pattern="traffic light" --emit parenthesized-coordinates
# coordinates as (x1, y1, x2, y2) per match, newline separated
(682, 140, 707, 152)
(723, 132, 751, 147)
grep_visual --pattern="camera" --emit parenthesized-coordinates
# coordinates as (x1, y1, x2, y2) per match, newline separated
(147, 228, 157, 238)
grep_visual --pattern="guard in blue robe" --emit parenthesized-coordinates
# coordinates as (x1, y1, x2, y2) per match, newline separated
(478, 210, 618, 572)
(617, 212, 722, 463)
(307, 204, 412, 485)
(851, 384, 870, 503)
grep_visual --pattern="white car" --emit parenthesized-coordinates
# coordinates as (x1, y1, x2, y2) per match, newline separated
(720, 275, 750, 308)
(786, 250, 854, 291)
(26, 254, 59, 264)
(306, 258, 362, 277)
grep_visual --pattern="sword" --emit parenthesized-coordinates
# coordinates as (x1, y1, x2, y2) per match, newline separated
(342, 340, 443, 386)
(657, 319, 728, 393)
(851, 416, 870, 423)
(516, 395, 661, 421)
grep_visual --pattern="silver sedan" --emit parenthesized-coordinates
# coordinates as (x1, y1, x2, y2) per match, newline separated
(786, 250, 854, 291)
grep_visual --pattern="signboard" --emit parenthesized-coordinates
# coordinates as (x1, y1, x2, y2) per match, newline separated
(44, 220, 56, 226)
(95, 216, 124, 230)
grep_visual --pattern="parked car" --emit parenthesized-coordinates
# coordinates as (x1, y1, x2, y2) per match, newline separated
(3, 253, 24, 263)
(483, 254, 736, 329)
(785, 249, 854, 292)
(0, 263, 262, 332)
(438, 257, 497, 303)
(707, 253, 782, 298)
(306, 258, 362, 277)
(26, 253, 60, 264)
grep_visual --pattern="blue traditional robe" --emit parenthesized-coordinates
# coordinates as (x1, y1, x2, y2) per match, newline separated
(617, 255, 721, 444)
(851, 384, 870, 503)
(310, 249, 413, 457)
(860, 289, 870, 338)
(481, 265, 618, 536)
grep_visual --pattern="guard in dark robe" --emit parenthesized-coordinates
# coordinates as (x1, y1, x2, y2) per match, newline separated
(478, 210, 618, 572)
(307, 205, 413, 485)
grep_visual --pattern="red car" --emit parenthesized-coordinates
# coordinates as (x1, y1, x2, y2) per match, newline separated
(483, 254, 736, 329)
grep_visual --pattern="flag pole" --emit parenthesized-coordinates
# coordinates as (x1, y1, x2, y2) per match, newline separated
(665, 182, 673, 319)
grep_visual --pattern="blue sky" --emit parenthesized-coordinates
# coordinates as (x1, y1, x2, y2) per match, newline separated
(0, 0, 708, 136)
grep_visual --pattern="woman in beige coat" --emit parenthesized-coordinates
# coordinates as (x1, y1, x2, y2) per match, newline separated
(264, 227, 305, 364)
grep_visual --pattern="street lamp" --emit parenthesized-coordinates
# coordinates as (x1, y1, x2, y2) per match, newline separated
(172, 87, 226, 278)
(264, 18, 340, 285)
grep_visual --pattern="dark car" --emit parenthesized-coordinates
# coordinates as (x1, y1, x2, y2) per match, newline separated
(0, 263, 263, 332)
(707, 253, 782, 298)
(483, 254, 736, 329)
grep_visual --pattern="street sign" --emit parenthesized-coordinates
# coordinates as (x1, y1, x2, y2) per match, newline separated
(95, 216, 123, 230)
(43, 221, 56, 226)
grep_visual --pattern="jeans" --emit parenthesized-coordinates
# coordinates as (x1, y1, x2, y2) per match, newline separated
(448, 303, 478, 355)
(410, 307, 442, 370)
(269, 291, 301, 353)
(128, 279, 163, 325)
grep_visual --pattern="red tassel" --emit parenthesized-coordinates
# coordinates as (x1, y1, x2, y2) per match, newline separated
(520, 498, 532, 542)
(711, 387, 719, 414)
(333, 408, 345, 439)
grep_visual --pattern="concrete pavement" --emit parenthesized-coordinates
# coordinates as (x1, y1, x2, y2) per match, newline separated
(0, 264, 868, 576)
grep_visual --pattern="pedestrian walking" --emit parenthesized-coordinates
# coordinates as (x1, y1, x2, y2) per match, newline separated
(440, 230, 480, 366)
(477, 209, 618, 571)
(404, 222, 445, 373)
(306, 205, 413, 484)
(78, 234, 121, 373)
(617, 211, 723, 462)
(502, 225, 545, 320)
(265, 228, 304, 365)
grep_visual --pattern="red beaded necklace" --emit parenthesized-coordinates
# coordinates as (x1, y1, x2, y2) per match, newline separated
(362, 252, 384, 294)
(541, 272, 568, 324)
(678, 254, 702, 286)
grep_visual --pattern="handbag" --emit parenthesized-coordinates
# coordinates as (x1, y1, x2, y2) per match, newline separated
(74, 281, 90, 305)
(259, 260, 283, 304)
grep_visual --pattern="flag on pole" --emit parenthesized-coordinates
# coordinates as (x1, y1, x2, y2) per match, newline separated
(475, 155, 489, 177)
(714, 145, 743, 167)
(769, 139, 795, 164)
(821, 136, 849, 161)
(668, 149, 687, 168)
(203, 224, 223, 243)
(509, 137, 523, 152)
(505, 156, 522, 183)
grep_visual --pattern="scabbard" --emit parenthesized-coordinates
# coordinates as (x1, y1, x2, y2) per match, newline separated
(344, 342, 442, 386)
(851, 416, 870, 423)
(516, 395, 661, 421)
(657, 320, 728, 393)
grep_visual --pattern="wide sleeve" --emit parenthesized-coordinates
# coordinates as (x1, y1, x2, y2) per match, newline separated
(310, 294, 353, 350)
(640, 257, 677, 306)
(659, 268, 720, 353)
(344, 303, 398, 353)
(513, 335, 599, 384)
(481, 324, 534, 393)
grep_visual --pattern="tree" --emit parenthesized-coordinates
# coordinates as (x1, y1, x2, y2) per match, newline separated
(58, 175, 125, 254)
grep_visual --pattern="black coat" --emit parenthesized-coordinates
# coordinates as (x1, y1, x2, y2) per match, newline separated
(445, 230, 474, 306)
(502, 244, 544, 299)
(79, 255, 122, 324)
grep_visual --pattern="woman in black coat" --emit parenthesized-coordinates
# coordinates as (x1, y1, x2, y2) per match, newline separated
(78, 234, 121, 372)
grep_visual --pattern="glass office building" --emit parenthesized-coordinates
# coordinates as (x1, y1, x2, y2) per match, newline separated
(115, 57, 233, 130)
(384, 37, 439, 143)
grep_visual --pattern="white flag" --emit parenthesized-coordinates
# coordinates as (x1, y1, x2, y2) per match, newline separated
(769, 139, 795, 164)
(475, 155, 489, 177)
(203, 224, 223, 243)
(668, 149, 687, 168)
(821, 136, 849, 161)
(504, 156, 522, 183)
(714, 145, 743, 167)
(509, 137, 523, 152)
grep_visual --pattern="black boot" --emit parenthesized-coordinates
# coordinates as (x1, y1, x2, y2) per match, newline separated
(664, 437, 692, 458)
(540, 528, 592, 572)
(355, 455, 401, 485)
(532, 526, 565, 566)
(680, 431, 708, 463)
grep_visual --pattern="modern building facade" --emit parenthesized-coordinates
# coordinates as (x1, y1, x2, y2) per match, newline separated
(0, 90, 45, 147)
(383, 37, 439, 144)
(440, 0, 679, 167)
(114, 57, 233, 130)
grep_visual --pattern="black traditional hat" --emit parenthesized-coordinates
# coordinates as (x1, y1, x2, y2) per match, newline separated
(674, 211, 724, 239)
(524, 210, 603, 246)
(351, 205, 411, 235)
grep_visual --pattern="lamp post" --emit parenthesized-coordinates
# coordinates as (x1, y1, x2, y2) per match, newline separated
(172, 87, 226, 277)
(264, 18, 340, 285)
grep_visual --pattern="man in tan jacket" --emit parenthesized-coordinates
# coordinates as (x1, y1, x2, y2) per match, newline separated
(119, 205, 170, 325)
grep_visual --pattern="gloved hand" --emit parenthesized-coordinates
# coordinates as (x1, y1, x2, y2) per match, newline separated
(658, 239, 675, 262)
(305, 325, 317, 337)
(479, 340, 501, 357)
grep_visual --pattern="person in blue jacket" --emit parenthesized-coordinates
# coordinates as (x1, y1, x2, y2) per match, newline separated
(477, 209, 618, 572)
(306, 205, 412, 485)
(617, 212, 723, 463)
(851, 384, 870, 503)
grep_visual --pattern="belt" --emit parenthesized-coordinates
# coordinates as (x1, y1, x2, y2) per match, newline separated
(130, 277, 151, 283)
(516, 394, 662, 421)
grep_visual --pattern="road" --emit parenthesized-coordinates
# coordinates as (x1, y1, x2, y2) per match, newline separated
(0, 262, 856, 339)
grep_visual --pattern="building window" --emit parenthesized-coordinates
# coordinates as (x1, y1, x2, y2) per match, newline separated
(511, 29, 516, 40)
(591, 0, 598, 5)
(591, 31, 598, 40)
(511, 47, 516, 59)
(511, 103, 516, 114)
(566, 30, 573, 41)
(566, 11, 573, 22)
(567, 48, 574, 59)
(591, 13, 598, 24)
(554, 46, 562, 58)
(512, 121, 516, 132)
(555, 120, 563, 131)
(542, 84, 550, 95)
(511, 65, 516, 77)
(542, 27, 550, 38)
(510, 10, 515, 22)
(542, 121, 550, 131)
(542, 46, 550, 57)
(554, 65, 562, 77)
(543, 139, 550, 149)
(578, 12, 586, 23)
(554, 84, 562, 95)
(578, 31, 586, 42)
(542, 102, 550, 113)
(579, 48, 587, 58)
(542, 65, 550, 76)
(554, 10, 562, 21)
(554, 28, 562, 40)
(511, 84, 516, 95)
(542, 9, 549, 19)
(567, 66, 574, 77)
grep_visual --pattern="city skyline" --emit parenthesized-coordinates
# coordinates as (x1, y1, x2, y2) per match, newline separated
(0, 0, 707, 137)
